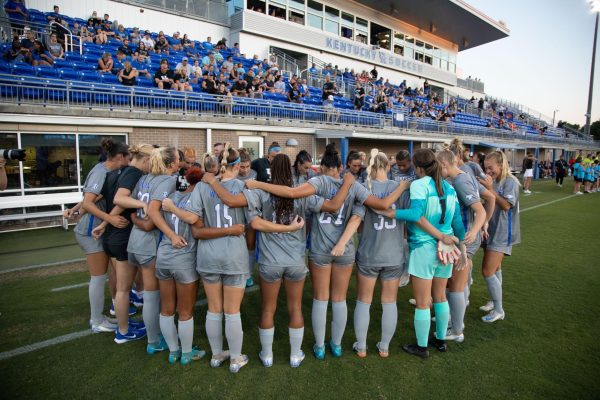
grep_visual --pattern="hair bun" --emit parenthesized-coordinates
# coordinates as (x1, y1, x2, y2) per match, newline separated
(325, 143, 338, 156)
(101, 138, 115, 152)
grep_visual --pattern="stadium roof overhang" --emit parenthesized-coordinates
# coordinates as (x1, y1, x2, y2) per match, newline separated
(354, 0, 510, 51)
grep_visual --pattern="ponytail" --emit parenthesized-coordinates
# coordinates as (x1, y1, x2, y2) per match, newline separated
(149, 146, 177, 175)
(218, 142, 240, 175)
(321, 143, 341, 170)
(365, 148, 388, 191)
(128, 143, 154, 161)
(436, 148, 457, 166)
(413, 148, 446, 223)
(203, 153, 218, 173)
(101, 137, 129, 159)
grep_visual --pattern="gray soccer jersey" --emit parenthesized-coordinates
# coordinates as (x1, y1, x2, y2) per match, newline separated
(487, 177, 521, 248)
(388, 164, 417, 183)
(356, 180, 405, 268)
(451, 172, 482, 253)
(293, 168, 317, 186)
(74, 163, 109, 236)
(186, 179, 248, 275)
(127, 174, 177, 256)
(465, 161, 484, 178)
(155, 191, 197, 270)
(459, 164, 487, 194)
(244, 189, 323, 267)
(307, 175, 370, 257)
(236, 169, 257, 182)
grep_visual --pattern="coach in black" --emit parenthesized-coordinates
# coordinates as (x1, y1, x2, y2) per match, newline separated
(554, 154, 568, 187)
(250, 141, 281, 182)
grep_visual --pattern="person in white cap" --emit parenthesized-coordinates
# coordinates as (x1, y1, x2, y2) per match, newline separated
(176, 57, 193, 76)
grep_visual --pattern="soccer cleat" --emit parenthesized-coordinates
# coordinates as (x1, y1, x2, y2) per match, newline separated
(168, 350, 181, 364)
(329, 340, 343, 357)
(376, 342, 389, 358)
(402, 343, 429, 359)
(146, 336, 168, 354)
(210, 351, 230, 368)
(428, 337, 448, 352)
(229, 354, 249, 373)
(482, 310, 505, 323)
(181, 348, 206, 366)
(114, 327, 147, 344)
(110, 303, 137, 317)
(246, 277, 254, 287)
(479, 301, 494, 312)
(352, 342, 367, 358)
(130, 290, 144, 307)
(91, 318, 117, 333)
(442, 329, 465, 343)
(259, 352, 273, 367)
(129, 319, 146, 331)
(313, 344, 326, 360)
(290, 351, 305, 368)
(408, 298, 417, 306)
(575, 192, 584, 195)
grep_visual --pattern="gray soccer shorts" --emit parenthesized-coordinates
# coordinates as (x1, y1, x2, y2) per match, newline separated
(199, 272, 248, 288)
(259, 264, 308, 283)
(75, 232, 104, 255)
(155, 267, 199, 284)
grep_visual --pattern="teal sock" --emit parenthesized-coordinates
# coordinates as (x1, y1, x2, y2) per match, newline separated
(433, 301, 450, 340)
(414, 308, 430, 347)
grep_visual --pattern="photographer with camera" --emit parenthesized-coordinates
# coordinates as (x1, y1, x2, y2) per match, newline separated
(0, 148, 26, 191)
(0, 158, 7, 191)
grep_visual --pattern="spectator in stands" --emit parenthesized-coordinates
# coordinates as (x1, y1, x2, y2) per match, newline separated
(173, 67, 193, 91)
(46, 33, 64, 60)
(94, 24, 108, 44)
(322, 64, 333, 76)
(134, 41, 150, 61)
(31, 40, 53, 66)
(46, 4, 61, 23)
(4, 0, 28, 34)
(202, 73, 217, 94)
(191, 60, 202, 80)
(141, 31, 155, 51)
(287, 82, 302, 103)
(182, 33, 193, 49)
(118, 38, 133, 56)
(79, 26, 94, 43)
(309, 62, 318, 75)
(370, 65, 378, 80)
(154, 59, 175, 90)
(131, 53, 151, 78)
(115, 24, 128, 42)
(3, 38, 29, 63)
(298, 78, 309, 98)
(274, 75, 286, 94)
(423, 79, 430, 95)
(251, 141, 281, 182)
(353, 82, 365, 110)
(87, 11, 101, 27)
(333, 65, 341, 77)
(248, 76, 264, 99)
(175, 57, 193, 75)
(118, 61, 138, 86)
(169, 32, 183, 51)
(97, 52, 114, 73)
(154, 34, 170, 54)
(323, 95, 339, 122)
(342, 68, 353, 80)
(232, 42, 240, 56)
(232, 77, 248, 97)
(202, 51, 216, 68)
(20, 29, 34, 51)
(115, 49, 129, 65)
(99, 21, 116, 40)
(128, 27, 140, 46)
(203, 36, 214, 50)
(222, 55, 234, 75)
(322, 75, 336, 103)
(216, 37, 228, 50)
(373, 88, 387, 114)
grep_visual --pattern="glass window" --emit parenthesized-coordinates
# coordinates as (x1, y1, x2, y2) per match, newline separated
(356, 17, 368, 29)
(448, 52, 456, 63)
(404, 35, 414, 46)
(289, 0, 305, 10)
(289, 9, 304, 25)
(415, 40, 424, 49)
(246, 0, 266, 13)
(433, 57, 440, 68)
(404, 46, 413, 59)
(78, 134, 127, 182)
(356, 31, 367, 44)
(268, 4, 286, 19)
(424, 55, 432, 65)
(341, 26, 353, 39)
(21, 133, 77, 191)
(307, 0, 322, 13)
(393, 44, 404, 56)
(342, 12, 354, 24)
(270, 0, 285, 4)
(441, 59, 448, 70)
(308, 13, 322, 29)
(440, 50, 448, 60)
(448, 62, 456, 73)
(0, 132, 20, 192)
(414, 52, 424, 62)
(424, 43, 433, 55)
(325, 6, 338, 20)
(325, 19, 339, 35)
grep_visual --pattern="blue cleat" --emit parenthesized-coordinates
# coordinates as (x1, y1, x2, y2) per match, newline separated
(329, 340, 343, 357)
(129, 319, 145, 330)
(181, 347, 206, 366)
(168, 349, 181, 364)
(146, 335, 168, 354)
(313, 344, 326, 360)
(110, 303, 137, 317)
(130, 290, 144, 307)
(246, 277, 254, 287)
(114, 327, 146, 344)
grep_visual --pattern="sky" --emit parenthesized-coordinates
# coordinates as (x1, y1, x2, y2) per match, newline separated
(458, 0, 600, 127)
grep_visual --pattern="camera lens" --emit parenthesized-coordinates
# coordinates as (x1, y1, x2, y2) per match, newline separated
(0, 149, 26, 161)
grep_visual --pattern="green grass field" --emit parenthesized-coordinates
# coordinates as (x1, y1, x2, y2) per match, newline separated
(1, 179, 599, 399)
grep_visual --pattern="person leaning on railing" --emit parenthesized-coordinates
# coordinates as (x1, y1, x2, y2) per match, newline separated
(118, 61, 138, 86)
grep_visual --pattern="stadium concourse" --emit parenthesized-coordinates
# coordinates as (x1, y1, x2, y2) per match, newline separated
(0, 1, 599, 398)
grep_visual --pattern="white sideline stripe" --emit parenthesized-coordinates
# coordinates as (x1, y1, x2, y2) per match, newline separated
(0, 284, 260, 361)
(0, 258, 85, 275)
(51, 282, 90, 292)
(520, 194, 577, 213)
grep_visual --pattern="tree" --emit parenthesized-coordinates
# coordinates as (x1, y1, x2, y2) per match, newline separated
(590, 119, 600, 140)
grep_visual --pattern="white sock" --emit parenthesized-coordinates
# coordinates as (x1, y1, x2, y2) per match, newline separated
(331, 301, 348, 346)
(143, 290, 161, 343)
(259, 327, 274, 357)
(205, 312, 223, 355)
(353, 300, 370, 350)
(178, 318, 194, 354)
(380, 302, 397, 351)
(89, 274, 107, 325)
(159, 314, 179, 352)
(225, 313, 243, 359)
(312, 299, 328, 347)
(289, 327, 304, 358)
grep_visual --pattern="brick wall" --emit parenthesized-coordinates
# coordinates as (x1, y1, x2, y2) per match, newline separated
(130, 127, 206, 159)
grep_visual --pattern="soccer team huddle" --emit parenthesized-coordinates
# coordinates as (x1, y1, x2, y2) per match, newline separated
(65, 136, 520, 372)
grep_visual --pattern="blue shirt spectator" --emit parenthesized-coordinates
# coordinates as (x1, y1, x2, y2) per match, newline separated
(4, 0, 28, 29)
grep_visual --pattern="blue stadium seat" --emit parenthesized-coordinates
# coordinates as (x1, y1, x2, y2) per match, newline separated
(101, 74, 119, 85)
(80, 70, 102, 82)
(53, 59, 73, 69)
(36, 67, 59, 78)
(13, 63, 37, 77)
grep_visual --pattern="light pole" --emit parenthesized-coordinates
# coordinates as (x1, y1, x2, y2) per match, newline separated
(552, 109, 559, 126)
(584, 0, 600, 135)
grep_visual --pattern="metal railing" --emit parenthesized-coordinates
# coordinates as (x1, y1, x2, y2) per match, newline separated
(0, 75, 594, 146)
(111, 0, 229, 25)
(270, 48, 300, 77)
(0, 17, 81, 54)
(457, 78, 485, 93)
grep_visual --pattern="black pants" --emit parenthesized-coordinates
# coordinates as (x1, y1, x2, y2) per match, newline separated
(556, 173, 565, 185)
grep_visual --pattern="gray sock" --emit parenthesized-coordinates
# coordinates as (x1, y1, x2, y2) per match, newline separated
(447, 292, 466, 335)
(331, 301, 347, 346)
(259, 327, 274, 357)
(464, 283, 471, 305)
(159, 314, 179, 352)
(248, 250, 256, 275)
(89, 274, 107, 325)
(143, 290, 161, 343)
(178, 318, 194, 354)
(353, 300, 370, 350)
(225, 313, 243, 359)
(496, 269, 503, 285)
(380, 302, 397, 351)
(289, 327, 304, 358)
(312, 299, 328, 347)
(206, 312, 223, 355)
(485, 275, 504, 314)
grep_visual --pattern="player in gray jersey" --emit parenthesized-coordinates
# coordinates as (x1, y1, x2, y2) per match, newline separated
(388, 149, 417, 183)
(477, 151, 521, 324)
(437, 148, 495, 343)
(154, 165, 207, 365)
(204, 153, 352, 368)
(352, 150, 409, 358)
(122, 147, 179, 354)
(292, 150, 317, 186)
(246, 143, 408, 360)
(68, 138, 129, 334)
(236, 148, 258, 288)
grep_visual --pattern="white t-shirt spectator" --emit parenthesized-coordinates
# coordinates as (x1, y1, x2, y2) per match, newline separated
(141, 36, 155, 49)
(175, 62, 194, 76)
